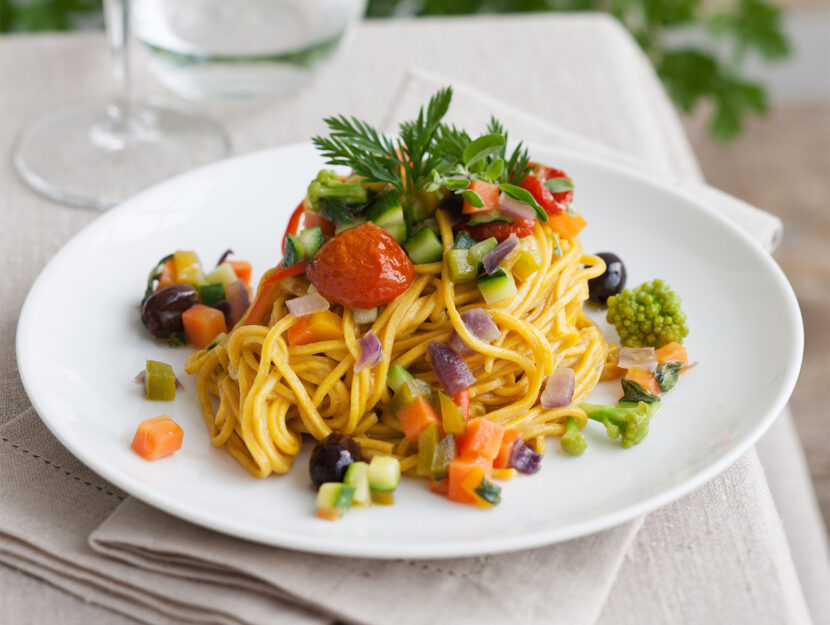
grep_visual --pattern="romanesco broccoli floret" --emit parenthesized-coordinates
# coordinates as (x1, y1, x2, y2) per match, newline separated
(606, 279, 688, 348)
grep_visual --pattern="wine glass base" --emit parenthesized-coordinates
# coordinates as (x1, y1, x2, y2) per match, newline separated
(14, 97, 231, 210)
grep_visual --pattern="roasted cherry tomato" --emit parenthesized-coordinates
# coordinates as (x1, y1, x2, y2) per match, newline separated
(307, 222, 415, 308)
(456, 218, 535, 243)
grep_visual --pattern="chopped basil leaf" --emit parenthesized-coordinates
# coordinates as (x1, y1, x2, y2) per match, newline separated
(474, 475, 502, 505)
(621, 379, 660, 404)
(168, 331, 187, 346)
(143, 253, 174, 302)
(654, 362, 683, 392)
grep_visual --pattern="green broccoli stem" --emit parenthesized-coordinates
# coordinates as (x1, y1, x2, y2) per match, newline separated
(560, 416, 587, 457)
(580, 401, 653, 449)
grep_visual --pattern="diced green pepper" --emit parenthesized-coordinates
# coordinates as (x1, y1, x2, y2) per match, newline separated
(388, 378, 432, 416)
(144, 360, 177, 401)
(416, 424, 440, 476)
(430, 433, 456, 475)
(446, 249, 478, 284)
(387, 365, 415, 393)
(199, 282, 226, 307)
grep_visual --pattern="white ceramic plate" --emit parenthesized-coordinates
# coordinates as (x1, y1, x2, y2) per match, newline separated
(17, 143, 802, 559)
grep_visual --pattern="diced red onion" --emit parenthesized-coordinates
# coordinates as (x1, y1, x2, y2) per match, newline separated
(134, 370, 184, 390)
(216, 248, 234, 266)
(225, 279, 250, 327)
(427, 342, 476, 396)
(482, 233, 519, 274)
(541, 368, 575, 409)
(448, 308, 501, 357)
(498, 193, 536, 221)
(618, 347, 657, 371)
(510, 439, 542, 474)
(353, 307, 378, 324)
(286, 292, 329, 318)
(213, 300, 232, 328)
(355, 330, 384, 372)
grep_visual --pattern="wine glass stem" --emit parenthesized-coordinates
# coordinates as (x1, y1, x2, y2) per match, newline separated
(104, 0, 131, 125)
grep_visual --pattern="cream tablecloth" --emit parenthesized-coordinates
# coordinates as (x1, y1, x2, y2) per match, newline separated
(1, 14, 828, 625)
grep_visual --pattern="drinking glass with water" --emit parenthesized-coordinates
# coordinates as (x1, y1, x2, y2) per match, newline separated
(132, 0, 367, 99)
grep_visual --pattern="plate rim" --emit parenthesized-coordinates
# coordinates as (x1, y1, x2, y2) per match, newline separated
(15, 141, 804, 559)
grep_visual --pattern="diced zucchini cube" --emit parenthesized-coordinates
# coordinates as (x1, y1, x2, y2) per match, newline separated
(368, 456, 401, 492)
(343, 461, 370, 506)
(467, 237, 498, 271)
(404, 227, 444, 264)
(477, 268, 517, 305)
(387, 365, 415, 393)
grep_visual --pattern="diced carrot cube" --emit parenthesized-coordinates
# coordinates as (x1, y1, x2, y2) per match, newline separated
(624, 367, 661, 396)
(131, 415, 183, 460)
(448, 457, 493, 504)
(462, 180, 501, 214)
(227, 260, 252, 288)
(287, 316, 312, 346)
(398, 396, 441, 442)
(303, 210, 336, 236)
(456, 417, 505, 461)
(493, 429, 521, 469)
(182, 304, 227, 349)
(655, 342, 688, 366)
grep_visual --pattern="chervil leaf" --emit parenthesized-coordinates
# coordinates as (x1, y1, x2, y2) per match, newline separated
(463, 134, 505, 169)
(499, 183, 547, 222)
(544, 177, 575, 193)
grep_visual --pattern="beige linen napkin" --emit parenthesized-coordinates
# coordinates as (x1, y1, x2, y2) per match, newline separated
(1, 70, 802, 625)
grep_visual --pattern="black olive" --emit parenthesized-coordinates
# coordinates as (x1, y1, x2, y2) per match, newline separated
(309, 432, 362, 489)
(588, 252, 626, 305)
(141, 284, 200, 338)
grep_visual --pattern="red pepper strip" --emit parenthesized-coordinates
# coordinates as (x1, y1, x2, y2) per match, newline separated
(281, 201, 306, 253)
(452, 389, 469, 422)
(245, 260, 309, 326)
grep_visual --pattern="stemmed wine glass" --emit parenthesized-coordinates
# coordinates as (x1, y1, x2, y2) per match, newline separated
(13, 0, 231, 210)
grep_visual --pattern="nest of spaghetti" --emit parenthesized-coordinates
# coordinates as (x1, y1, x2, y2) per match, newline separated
(185, 210, 609, 478)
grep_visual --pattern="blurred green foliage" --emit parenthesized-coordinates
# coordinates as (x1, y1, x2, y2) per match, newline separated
(0, 0, 790, 142)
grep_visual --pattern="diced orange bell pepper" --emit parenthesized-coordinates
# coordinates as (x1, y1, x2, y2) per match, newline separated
(448, 456, 493, 504)
(429, 476, 449, 495)
(398, 396, 441, 442)
(493, 429, 521, 469)
(547, 212, 587, 239)
(462, 180, 501, 214)
(655, 342, 688, 366)
(227, 260, 252, 288)
(131, 415, 183, 461)
(624, 367, 661, 396)
(452, 389, 469, 421)
(286, 310, 342, 346)
(456, 417, 505, 461)
(182, 304, 227, 349)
